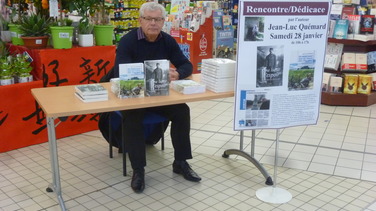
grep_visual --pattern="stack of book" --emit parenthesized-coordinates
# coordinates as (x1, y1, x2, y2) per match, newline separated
(201, 58, 236, 93)
(75, 84, 109, 103)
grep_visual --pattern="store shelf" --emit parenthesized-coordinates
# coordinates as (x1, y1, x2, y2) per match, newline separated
(321, 91, 376, 106)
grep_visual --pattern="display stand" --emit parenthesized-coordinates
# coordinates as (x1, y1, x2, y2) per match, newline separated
(256, 129, 292, 204)
(174, 17, 213, 73)
(223, 130, 273, 185)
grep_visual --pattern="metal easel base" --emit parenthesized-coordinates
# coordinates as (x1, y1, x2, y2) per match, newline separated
(222, 130, 273, 186)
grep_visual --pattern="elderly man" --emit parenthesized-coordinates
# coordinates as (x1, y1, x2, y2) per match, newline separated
(112, 2, 201, 193)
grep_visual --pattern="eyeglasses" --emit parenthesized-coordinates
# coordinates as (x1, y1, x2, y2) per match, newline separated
(141, 16, 164, 23)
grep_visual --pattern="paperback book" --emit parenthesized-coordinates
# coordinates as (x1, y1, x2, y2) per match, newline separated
(144, 59, 170, 96)
(324, 42, 344, 71)
(357, 74, 372, 94)
(75, 92, 108, 103)
(118, 63, 145, 98)
(333, 19, 349, 39)
(343, 74, 359, 94)
(75, 84, 108, 96)
(170, 80, 206, 94)
(347, 14, 361, 39)
(359, 15, 375, 34)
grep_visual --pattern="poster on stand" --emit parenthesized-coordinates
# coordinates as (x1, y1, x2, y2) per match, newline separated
(234, 0, 331, 130)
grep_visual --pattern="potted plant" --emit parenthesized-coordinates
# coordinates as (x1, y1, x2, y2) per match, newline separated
(50, 17, 74, 49)
(67, 0, 97, 47)
(0, 56, 15, 85)
(12, 54, 33, 83)
(8, 6, 24, 45)
(19, 13, 53, 49)
(92, 0, 114, 46)
(49, 0, 75, 49)
(78, 22, 94, 47)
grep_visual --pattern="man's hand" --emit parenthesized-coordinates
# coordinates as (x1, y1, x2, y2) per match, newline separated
(169, 68, 179, 81)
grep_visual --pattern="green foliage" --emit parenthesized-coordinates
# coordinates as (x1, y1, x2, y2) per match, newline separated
(19, 13, 53, 37)
(78, 22, 94, 34)
(0, 56, 14, 79)
(12, 55, 33, 77)
(0, 14, 10, 31)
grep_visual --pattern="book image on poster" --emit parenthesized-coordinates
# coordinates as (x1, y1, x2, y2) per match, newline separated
(256, 45, 284, 88)
(118, 63, 145, 99)
(244, 17, 264, 41)
(144, 59, 170, 96)
(237, 91, 270, 128)
(288, 50, 316, 91)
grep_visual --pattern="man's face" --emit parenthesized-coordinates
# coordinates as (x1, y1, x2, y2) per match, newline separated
(139, 9, 164, 41)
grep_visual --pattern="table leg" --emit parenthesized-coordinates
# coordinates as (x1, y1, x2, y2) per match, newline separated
(46, 117, 67, 210)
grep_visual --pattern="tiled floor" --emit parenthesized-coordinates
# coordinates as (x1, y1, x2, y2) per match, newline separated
(1, 97, 376, 210)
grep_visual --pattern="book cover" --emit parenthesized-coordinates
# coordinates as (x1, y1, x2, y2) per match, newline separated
(144, 59, 170, 96)
(215, 28, 235, 60)
(357, 74, 372, 94)
(74, 92, 108, 103)
(369, 72, 376, 90)
(341, 6, 355, 20)
(329, 76, 343, 92)
(367, 50, 376, 72)
(330, 4, 343, 20)
(325, 42, 344, 70)
(170, 80, 206, 94)
(118, 63, 145, 99)
(213, 16, 223, 30)
(341, 52, 357, 71)
(75, 84, 108, 96)
(322, 72, 333, 92)
(355, 53, 368, 72)
(333, 19, 349, 39)
(222, 15, 232, 30)
(356, 6, 369, 15)
(360, 15, 375, 34)
(343, 74, 359, 94)
(347, 15, 361, 39)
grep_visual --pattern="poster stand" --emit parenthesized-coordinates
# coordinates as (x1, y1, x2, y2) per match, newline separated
(223, 130, 273, 185)
(256, 129, 292, 203)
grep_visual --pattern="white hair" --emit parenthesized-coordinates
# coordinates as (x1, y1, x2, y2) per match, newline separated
(139, 2, 166, 18)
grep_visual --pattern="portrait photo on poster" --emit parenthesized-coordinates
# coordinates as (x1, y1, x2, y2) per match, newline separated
(244, 17, 264, 41)
(256, 45, 284, 88)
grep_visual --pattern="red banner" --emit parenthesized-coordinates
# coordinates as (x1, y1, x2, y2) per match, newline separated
(1, 45, 116, 152)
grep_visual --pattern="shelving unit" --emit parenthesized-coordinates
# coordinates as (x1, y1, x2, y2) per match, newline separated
(322, 38, 376, 106)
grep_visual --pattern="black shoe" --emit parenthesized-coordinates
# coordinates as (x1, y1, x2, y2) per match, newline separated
(131, 168, 145, 193)
(173, 160, 201, 182)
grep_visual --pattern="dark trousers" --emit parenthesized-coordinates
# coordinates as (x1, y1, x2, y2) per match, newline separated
(122, 103, 193, 170)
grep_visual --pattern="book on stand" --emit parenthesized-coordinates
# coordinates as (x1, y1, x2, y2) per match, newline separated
(343, 74, 359, 94)
(355, 53, 368, 72)
(144, 59, 170, 96)
(324, 42, 344, 71)
(357, 74, 372, 94)
(329, 76, 343, 93)
(333, 19, 349, 39)
(118, 63, 145, 98)
(330, 4, 343, 20)
(74, 84, 108, 103)
(347, 14, 361, 39)
(359, 15, 375, 34)
(341, 6, 355, 20)
(322, 72, 334, 92)
(341, 52, 357, 71)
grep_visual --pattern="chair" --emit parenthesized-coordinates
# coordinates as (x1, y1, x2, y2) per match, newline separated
(108, 111, 168, 176)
